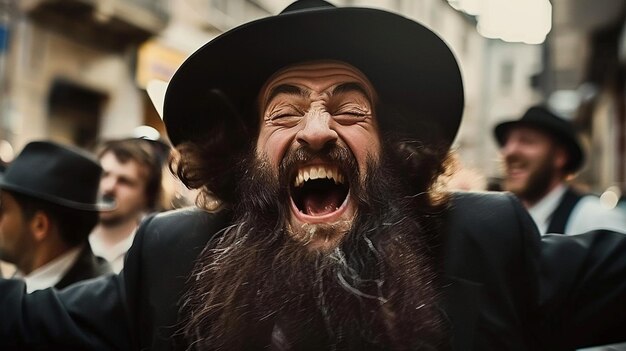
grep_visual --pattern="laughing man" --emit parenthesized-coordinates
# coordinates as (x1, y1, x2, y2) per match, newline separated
(2, 1, 626, 350)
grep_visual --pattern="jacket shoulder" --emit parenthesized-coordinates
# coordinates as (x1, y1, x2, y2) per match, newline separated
(126, 206, 232, 288)
(139, 207, 231, 250)
(447, 191, 527, 224)
(443, 191, 540, 275)
(444, 190, 539, 241)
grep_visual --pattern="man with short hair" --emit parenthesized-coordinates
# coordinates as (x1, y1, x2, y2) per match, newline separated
(1, 2, 626, 350)
(89, 138, 164, 272)
(495, 105, 626, 234)
(0, 141, 111, 292)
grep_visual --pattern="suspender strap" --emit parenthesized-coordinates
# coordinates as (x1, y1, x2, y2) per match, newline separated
(546, 187, 583, 234)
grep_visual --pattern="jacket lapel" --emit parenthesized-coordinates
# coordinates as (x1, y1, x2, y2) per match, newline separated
(55, 244, 111, 289)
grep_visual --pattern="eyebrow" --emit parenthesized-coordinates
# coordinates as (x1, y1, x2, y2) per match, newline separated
(331, 82, 371, 100)
(265, 84, 309, 105)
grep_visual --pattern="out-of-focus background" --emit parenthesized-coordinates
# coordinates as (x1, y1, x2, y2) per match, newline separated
(0, 0, 624, 202)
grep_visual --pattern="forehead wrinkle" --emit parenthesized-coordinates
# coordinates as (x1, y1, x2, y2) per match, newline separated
(258, 61, 379, 117)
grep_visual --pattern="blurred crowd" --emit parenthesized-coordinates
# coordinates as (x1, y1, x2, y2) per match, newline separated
(1, 102, 624, 291)
(0, 1, 625, 349)
(0, 130, 199, 286)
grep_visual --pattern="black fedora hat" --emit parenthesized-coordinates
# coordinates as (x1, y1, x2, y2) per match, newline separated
(494, 105, 585, 173)
(163, 0, 464, 150)
(0, 141, 113, 211)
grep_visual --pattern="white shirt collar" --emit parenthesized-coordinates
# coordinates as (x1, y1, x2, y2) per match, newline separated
(89, 230, 136, 274)
(15, 245, 83, 293)
(527, 184, 567, 235)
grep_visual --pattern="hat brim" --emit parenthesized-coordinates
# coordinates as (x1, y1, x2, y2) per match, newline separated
(163, 6, 464, 150)
(0, 176, 115, 212)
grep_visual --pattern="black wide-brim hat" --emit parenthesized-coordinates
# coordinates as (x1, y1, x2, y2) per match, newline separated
(494, 105, 585, 173)
(163, 0, 464, 150)
(0, 141, 114, 211)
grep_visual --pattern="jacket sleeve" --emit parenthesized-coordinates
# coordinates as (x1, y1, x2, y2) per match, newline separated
(0, 274, 130, 350)
(0, 213, 164, 351)
(538, 230, 626, 349)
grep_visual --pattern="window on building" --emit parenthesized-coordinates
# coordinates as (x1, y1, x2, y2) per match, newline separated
(47, 79, 108, 149)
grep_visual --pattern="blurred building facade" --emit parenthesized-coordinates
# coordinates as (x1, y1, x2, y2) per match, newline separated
(546, 0, 626, 196)
(0, 0, 623, 197)
(0, 0, 171, 154)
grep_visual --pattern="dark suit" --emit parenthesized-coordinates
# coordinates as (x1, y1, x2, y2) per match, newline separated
(1, 192, 625, 350)
(55, 244, 112, 290)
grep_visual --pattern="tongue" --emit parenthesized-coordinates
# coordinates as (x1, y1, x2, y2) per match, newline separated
(303, 190, 344, 216)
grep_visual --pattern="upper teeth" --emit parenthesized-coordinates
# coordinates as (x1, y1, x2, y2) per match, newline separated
(294, 165, 344, 187)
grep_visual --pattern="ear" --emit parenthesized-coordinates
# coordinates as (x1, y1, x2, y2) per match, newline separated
(553, 146, 568, 171)
(29, 211, 51, 242)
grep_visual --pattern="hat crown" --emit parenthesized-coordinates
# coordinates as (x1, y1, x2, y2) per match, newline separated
(0, 141, 107, 211)
(163, 0, 464, 200)
(522, 105, 571, 126)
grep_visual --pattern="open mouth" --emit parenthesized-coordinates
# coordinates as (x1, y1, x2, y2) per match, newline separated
(290, 164, 350, 219)
(506, 160, 528, 177)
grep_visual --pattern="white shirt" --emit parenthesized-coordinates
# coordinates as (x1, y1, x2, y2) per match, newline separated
(527, 185, 567, 235)
(527, 184, 626, 235)
(529, 185, 626, 351)
(14, 245, 82, 293)
(89, 230, 136, 274)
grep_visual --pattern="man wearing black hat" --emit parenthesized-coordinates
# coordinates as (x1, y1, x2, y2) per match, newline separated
(495, 105, 626, 235)
(0, 141, 112, 292)
(1, 1, 626, 350)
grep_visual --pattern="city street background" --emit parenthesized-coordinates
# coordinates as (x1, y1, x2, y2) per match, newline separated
(0, 0, 624, 203)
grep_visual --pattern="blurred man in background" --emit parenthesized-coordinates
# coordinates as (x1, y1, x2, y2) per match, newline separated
(495, 105, 626, 235)
(0, 141, 111, 292)
(89, 138, 164, 273)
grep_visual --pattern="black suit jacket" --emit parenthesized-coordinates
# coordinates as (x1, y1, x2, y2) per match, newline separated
(1, 192, 625, 350)
(55, 244, 112, 290)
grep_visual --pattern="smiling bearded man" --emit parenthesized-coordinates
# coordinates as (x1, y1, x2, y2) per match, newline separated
(2, 1, 626, 351)
(177, 61, 451, 350)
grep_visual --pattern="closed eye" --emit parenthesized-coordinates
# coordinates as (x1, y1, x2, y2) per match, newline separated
(336, 111, 368, 117)
(270, 113, 295, 120)
(332, 105, 370, 123)
(266, 106, 305, 127)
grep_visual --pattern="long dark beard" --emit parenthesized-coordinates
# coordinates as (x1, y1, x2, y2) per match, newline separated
(180, 144, 449, 350)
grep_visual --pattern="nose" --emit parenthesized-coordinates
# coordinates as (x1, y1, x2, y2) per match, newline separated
(500, 136, 517, 155)
(99, 175, 116, 195)
(296, 112, 338, 151)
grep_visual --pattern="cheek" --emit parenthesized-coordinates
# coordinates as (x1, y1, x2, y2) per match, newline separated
(116, 187, 136, 204)
(256, 128, 298, 168)
(0, 220, 17, 241)
(128, 188, 146, 203)
(338, 128, 380, 166)
(527, 149, 547, 165)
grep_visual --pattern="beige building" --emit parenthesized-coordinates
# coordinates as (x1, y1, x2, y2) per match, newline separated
(1, 0, 170, 155)
(0, 0, 542, 187)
